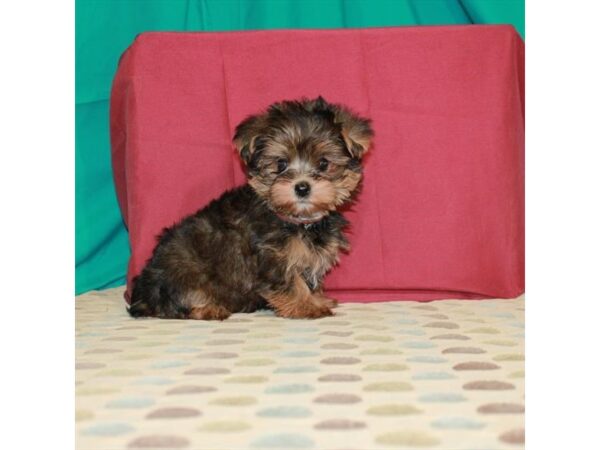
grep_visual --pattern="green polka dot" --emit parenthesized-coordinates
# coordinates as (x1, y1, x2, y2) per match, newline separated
(75, 410, 94, 421)
(199, 421, 251, 432)
(224, 375, 268, 384)
(367, 404, 422, 416)
(484, 339, 518, 347)
(376, 430, 440, 447)
(147, 329, 180, 335)
(359, 348, 403, 355)
(493, 353, 524, 361)
(364, 382, 413, 392)
(466, 327, 500, 334)
(209, 396, 257, 406)
(363, 363, 408, 372)
(508, 370, 525, 378)
(235, 358, 275, 367)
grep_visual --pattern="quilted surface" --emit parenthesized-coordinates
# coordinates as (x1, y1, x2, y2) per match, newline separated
(76, 287, 524, 449)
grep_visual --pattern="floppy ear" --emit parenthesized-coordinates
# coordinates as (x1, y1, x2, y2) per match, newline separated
(233, 114, 266, 165)
(333, 105, 374, 159)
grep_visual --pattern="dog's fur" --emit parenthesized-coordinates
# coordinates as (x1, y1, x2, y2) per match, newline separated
(128, 97, 373, 320)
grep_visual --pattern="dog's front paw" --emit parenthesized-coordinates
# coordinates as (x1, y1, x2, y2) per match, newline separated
(276, 299, 333, 319)
(317, 294, 339, 309)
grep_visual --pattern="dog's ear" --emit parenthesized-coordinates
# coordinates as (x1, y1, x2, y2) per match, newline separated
(333, 105, 373, 160)
(233, 114, 267, 165)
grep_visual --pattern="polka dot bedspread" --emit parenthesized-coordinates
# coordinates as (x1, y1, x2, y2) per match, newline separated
(76, 287, 525, 449)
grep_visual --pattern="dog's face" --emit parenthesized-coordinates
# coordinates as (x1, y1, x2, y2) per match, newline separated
(233, 97, 373, 224)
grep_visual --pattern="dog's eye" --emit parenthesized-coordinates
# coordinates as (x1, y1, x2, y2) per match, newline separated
(276, 159, 288, 173)
(318, 158, 329, 171)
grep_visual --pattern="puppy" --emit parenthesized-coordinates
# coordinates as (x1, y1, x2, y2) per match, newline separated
(128, 96, 373, 320)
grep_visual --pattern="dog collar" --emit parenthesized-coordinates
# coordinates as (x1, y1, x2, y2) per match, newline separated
(275, 212, 325, 226)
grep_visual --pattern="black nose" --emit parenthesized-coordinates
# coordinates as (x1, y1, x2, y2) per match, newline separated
(294, 182, 311, 198)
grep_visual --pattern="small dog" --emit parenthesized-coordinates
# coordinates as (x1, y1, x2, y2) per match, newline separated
(128, 96, 373, 320)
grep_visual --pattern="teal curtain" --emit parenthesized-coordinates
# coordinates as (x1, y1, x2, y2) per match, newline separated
(75, 0, 524, 294)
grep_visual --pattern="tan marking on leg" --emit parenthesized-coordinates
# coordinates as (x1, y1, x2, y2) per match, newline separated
(266, 274, 332, 319)
(182, 289, 231, 321)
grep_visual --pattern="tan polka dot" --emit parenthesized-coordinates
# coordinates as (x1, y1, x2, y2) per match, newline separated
(97, 369, 143, 377)
(77, 386, 120, 396)
(166, 385, 217, 395)
(321, 343, 358, 350)
(199, 421, 251, 432)
(205, 339, 244, 346)
(314, 419, 366, 430)
(354, 334, 394, 342)
(363, 363, 408, 372)
(197, 352, 238, 359)
(453, 361, 501, 371)
(209, 396, 257, 406)
(128, 435, 189, 448)
(508, 370, 525, 378)
(76, 362, 105, 370)
(84, 348, 122, 354)
(146, 407, 201, 419)
(376, 430, 440, 447)
(499, 428, 525, 444)
(243, 344, 281, 351)
(425, 314, 449, 320)
(321, 356, 361, 365)
(478, 403, 525, 414)
(318, 374, 362, 382)
(367, 404, 422, 416)
(413, 305, 438, 311)
(314, 393, 362, 404)
(484, 339, 518, 347)
(463, 380, 515, 390)
(424, 321, 459, 329)
(364, 382, 413, 392)
(184, 367, 229, 375)
(430, 334, 470, 341)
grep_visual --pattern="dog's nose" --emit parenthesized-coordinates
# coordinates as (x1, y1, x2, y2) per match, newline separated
(294, 182, 311, 198)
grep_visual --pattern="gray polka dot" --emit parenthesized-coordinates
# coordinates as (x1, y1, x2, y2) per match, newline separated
(146, 407, 201, 419)
(453, 361, 501, 371)
(314, 393, 362, 404)
(314, 419, 366, 430)
(318, 374, 362, 382)
(166, 385, 217, 395)
(321, 356, 361, 365)
(127, 435, 189, 448)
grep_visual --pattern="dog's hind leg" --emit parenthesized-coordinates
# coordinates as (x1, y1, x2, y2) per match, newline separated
(182, 289, 232, 321)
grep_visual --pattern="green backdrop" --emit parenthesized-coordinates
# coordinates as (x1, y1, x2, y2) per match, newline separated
(75, 0, 524, 294)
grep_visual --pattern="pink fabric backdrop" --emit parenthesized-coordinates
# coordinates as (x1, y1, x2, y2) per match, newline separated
(111, 25, 524, 303)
